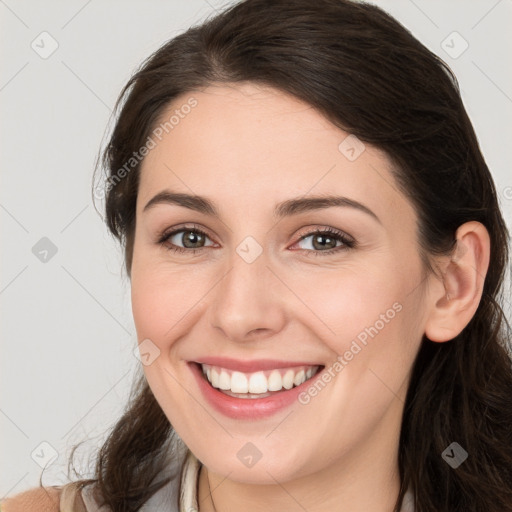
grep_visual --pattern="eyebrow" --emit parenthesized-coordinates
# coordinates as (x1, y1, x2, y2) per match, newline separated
(143, 190, 381, 224)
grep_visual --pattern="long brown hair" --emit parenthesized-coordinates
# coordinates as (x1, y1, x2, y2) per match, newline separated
(66, 0, 512, 510)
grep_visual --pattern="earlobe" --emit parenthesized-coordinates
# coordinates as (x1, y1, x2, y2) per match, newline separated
(424, 221, 490, 343)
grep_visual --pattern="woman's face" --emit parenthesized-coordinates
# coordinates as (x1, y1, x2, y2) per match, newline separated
(131, 82, 431, 483)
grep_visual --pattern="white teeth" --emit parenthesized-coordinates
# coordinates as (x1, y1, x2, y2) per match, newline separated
(218, 370, 231, 390)
(248, 372, 268, 393)
(282, 369, 295, 390)
(293, 369, 306, 387)
(231, 371, 249, 393)
(200, 363, 321, 396)
(267, 370, 282, 391)
(211, 368, 220, 388)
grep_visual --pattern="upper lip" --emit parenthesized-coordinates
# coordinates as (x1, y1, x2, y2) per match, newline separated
(191, 357, 323, 373)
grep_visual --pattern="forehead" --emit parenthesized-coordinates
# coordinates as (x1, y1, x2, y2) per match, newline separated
(137, 83, 413, 226)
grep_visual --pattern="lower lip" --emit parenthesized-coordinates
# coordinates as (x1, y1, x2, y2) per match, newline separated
(188, 362, 322, 420)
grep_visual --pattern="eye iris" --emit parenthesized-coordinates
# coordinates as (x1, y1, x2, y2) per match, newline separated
(182, 231, 205, 248)
(312, 234, 337, 250)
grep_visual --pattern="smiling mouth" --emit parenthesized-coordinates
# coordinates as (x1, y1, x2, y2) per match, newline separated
(194, 362, 324, 399)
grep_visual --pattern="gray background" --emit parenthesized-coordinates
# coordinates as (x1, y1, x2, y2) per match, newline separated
(1, 0, 511, 498)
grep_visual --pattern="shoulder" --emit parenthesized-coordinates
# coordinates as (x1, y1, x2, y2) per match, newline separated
(1, 486, 61, 512)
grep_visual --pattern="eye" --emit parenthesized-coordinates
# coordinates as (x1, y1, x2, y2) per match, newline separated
(292, 227, 355, 256)
(158, 224, 215, 254)
(157, 225, 355, 256)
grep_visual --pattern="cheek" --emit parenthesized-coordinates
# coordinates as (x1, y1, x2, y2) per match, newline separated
(130, 265, 201, 408)
(131, 267, 193, 342)
(130, 251, 219, 366)
(296, 267, 406, 353)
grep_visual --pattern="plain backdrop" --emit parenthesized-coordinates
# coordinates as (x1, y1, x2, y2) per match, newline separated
(1, 0, 511, 498)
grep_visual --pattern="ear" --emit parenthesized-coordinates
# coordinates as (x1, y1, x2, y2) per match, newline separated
(424, 221, 490, 343)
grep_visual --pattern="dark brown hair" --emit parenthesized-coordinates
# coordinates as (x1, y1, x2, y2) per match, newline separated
(66, 0, 512, 510)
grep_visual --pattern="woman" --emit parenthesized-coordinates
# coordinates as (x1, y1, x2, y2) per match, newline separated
(3, 0, 511, 510)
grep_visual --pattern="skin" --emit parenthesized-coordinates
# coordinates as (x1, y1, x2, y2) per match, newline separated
(130, 82, 490, 511)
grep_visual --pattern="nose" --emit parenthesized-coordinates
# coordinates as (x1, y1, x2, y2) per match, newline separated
(208, 248, 287, 343)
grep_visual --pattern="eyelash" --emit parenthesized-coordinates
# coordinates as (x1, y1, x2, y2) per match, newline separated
(157, 224, 356, 257)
